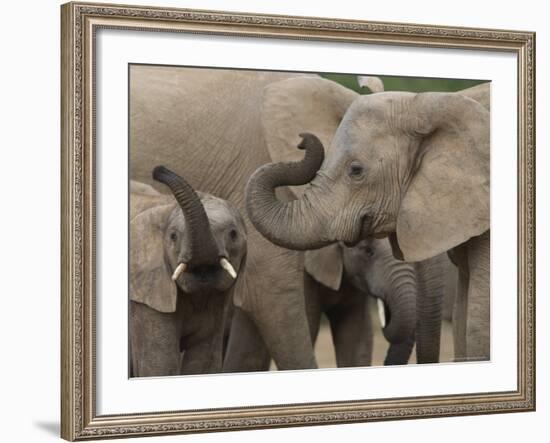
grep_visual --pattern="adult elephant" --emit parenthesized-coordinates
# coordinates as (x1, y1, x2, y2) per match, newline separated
(129, 170, 247, 376)
(246, 79, 490, 362)
(130, 66, 321, 371)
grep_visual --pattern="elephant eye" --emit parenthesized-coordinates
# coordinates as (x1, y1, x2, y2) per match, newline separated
(170, 232, 178, 242)
(359, 242, 374, 257)
(348, 161, 365, 180)
(229, 229, 238, 241)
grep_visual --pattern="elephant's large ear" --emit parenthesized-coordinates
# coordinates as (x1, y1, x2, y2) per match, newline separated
(130, 203, 178, 313)
(262, 77, 358, 166)
(130, 181, 173, 221)
(396, 93, 490, 262)
(458, 82, 490, 111)
(304, 243, 343, 291)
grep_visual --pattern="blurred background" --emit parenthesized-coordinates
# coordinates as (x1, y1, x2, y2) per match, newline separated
(322, 73, 487, 93)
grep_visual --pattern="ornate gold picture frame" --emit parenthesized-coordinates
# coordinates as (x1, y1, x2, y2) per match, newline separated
(61, 2, 535, 440)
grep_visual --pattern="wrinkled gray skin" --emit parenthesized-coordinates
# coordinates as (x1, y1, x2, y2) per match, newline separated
(246, 80, 490, 362)
(306, 238, 451, 366)
(129, 178, 247, 376)
(130, 66, 317, 371)
(304, 238, 416, 366)
(442, 257, 459, 322)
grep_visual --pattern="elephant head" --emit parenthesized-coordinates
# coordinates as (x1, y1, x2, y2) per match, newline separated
(131, 166, 247, 310)
(305, 238, 416, 345)
(247, 78, 489, 262)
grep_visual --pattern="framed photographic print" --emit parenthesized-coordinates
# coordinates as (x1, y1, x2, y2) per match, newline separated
(60, 1, 536, 440)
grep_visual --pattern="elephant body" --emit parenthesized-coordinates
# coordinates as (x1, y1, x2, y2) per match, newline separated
(130, 66, 317, 371)
(246, 79, 491, 362)
(129, 176, 247, 376)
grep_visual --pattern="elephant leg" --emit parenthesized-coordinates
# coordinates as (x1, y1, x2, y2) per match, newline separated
(129, 301, 182, 377)
(451, 232, 490, 362)
(453, 264, 469, 361)
(415, 256, 445, 364)
(384, 335, 415, 365)
(223, 307, 271, 372)
(240, 238, 316, 371)
(465, 231, 490, 361)
(304, 273, 322, 345)
(253, 283, 318, 370)
(326, 283, 373, 367)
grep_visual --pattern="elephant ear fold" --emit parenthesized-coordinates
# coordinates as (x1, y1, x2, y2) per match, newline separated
(261, 77, 358, 192)
(130, 181, 173, 221)
(396, 93, 490, 262)
(130, 203, 178, 313)
(305, 243, 343, 291)
(458, 82, 490, 111)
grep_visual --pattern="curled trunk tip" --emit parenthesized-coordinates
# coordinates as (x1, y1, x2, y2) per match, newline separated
(246, 132, 328, 250)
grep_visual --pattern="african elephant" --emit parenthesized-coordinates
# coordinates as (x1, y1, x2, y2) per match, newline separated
(306, 237, 451, 366)
(246, 79, 490, 362)
(304, 238, 415, 366)
(130, 66, 319, 371)
(129, 168, 247, 376)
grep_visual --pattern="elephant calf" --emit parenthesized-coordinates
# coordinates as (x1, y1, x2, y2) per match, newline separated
(129, 167, 247, 376)
(305, 237, 448, 367)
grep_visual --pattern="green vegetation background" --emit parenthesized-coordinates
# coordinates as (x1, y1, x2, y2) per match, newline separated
(322, 73, 488, 93)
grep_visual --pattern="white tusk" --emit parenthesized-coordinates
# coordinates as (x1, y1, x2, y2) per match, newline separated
(377, 298, 386, 329)
(171, 263, 187, 281)
(220, 258, 237, 279)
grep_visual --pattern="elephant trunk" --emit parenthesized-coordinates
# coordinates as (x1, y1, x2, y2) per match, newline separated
(382, 261, 417, 344)
(384, 335, 415, 365)
(153, 166, 219, 265)
(414, 257, 445, 363)
(245, 133, 330, 251)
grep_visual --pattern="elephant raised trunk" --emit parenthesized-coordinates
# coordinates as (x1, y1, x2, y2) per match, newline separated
(381, 260, 417, 345)
(245, 133, 329, 251)
(153, 166, 220, 266)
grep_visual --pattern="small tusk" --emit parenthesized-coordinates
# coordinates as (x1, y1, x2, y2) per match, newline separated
(171, 263, 187, 281)
(377, 298, 386, 329)
(220, 258, 237, 279)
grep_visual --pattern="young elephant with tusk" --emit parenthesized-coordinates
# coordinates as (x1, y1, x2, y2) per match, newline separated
(129, 167, 247, 377)
(303, 237, 451, 367)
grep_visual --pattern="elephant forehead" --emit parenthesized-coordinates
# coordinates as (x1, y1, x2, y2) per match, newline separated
(338, 92, 417, 135)
(203, 200, 240, 228)
(168, 198, 239, 228)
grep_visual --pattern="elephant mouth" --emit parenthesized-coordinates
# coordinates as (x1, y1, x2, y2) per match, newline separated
(175, 267, 235, 295)
(343, 214, 372, 247)
(173, 257, 238, 293)
(188, 264, 222, 282)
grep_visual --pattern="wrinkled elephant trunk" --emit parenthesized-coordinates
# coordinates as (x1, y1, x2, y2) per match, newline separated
(382, 261, 417, 344)
(245, 133, 331, 251)
(384, 335, 415, 365)
(153, 166, 219, 265)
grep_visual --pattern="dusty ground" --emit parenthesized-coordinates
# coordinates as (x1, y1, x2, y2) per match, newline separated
(271, 303, 454, 370)
(315, 312, 454, 368)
